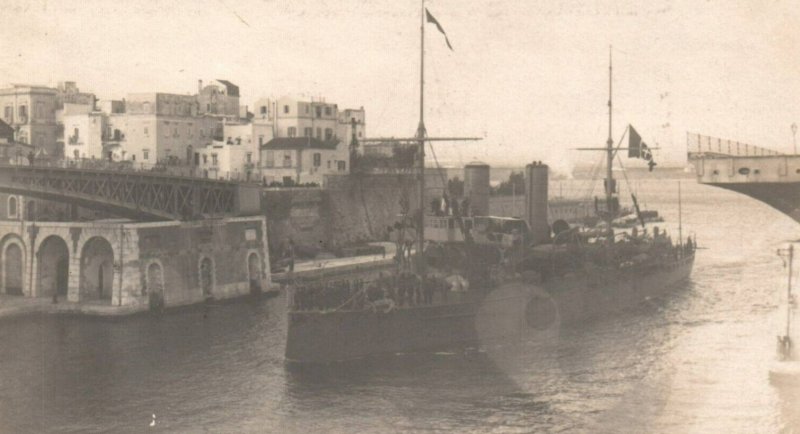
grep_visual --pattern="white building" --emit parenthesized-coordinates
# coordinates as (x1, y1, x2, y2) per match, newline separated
(195, 121, 259, 181)
(251, 96, 364, 184)
(63, 110, 107, 160)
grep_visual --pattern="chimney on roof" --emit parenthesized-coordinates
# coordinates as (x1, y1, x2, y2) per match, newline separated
(198, 80, 203, 93)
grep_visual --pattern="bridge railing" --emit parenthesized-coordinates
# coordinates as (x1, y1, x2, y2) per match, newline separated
(2, 157, 264, 184)
(687, 132, 784, 158)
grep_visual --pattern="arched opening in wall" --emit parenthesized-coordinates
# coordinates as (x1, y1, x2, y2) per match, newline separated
(79, 237, 114, 301)
(3, 243, 24, 295)
(8, 196, 17, 219)
(146, 262, 165, 311)
(199, 257, 214, 298)
(248, 252, 262, 294)
(26, 201, 36, 221)
(37, 235, 69, 298)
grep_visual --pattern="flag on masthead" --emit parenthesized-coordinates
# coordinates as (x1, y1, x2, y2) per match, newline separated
(425, 8, 453, 51)
(628, 125, 657, 171)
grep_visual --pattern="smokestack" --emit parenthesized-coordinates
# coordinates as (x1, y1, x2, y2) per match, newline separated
(464, 161, 490, 216)
(525, 161, 550, 245)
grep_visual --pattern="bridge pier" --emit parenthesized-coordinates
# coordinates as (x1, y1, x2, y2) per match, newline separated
(0, 216, 271, 314)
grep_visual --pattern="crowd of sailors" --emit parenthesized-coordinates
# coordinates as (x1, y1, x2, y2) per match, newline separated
(292, 271, 465, 312)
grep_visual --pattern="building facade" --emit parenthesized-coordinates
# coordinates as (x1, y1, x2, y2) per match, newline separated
(0, 85, 60, 156)
(112, 93, 221, 165)
(253, 96, 363, 184)
(63, 110, 108, 160)
(197, 79, 240, 120)
(196, 122, 259, 181)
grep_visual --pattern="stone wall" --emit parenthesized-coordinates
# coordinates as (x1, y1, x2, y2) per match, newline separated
(259, 172, 446, 259)
(0, 216, 271, 310)
(261, 188, 327, 257)
(323, 172, 445, 247)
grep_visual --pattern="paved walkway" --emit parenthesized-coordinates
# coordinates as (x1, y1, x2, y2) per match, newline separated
(0, 243, 400, 319)
(271, 242, 401, 282)
(0, 296, 142, 320)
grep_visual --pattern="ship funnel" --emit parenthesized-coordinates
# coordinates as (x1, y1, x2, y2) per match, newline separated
(464, 161, 490, 216)
(525, 161, 550, 244)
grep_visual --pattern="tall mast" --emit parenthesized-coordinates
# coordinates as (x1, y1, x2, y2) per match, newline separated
(788, 245, 794, 340)
(605, 46, 614, 223)
(416, 0, 427, 276)
(678, 180, 683, 249)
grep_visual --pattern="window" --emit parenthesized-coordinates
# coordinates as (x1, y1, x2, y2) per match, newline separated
(288, 127, 297, 137)
(260, 106, 267, 115)
(246, 152, 252, 163)
(73, 128, 79, 139)
(316, 107, 322, 118)
(211, 154, 218, 165)
(325, 107, 331, 116)
(259, 136, 264, 146)
(73, 150, 79, 159)
(8, 196, 16, 218)
(35, 102, 44, 119)
(316, 128, 322, 139)
(173, 127, 178, 137)
(283, 152, 292, 167)
(325, 128, 333, 141)
(143, 149, 150, 160)
(18, 105, 27, 121)
(283, 105, 289, 114)
(265, 150, 274, 167)
(313, 153, 321, 167)
(327, 160, 331, 169)
(338, 161, 346, 171)
(4, 106, 12, 123)
(144, 127, 149, 136)
(203, 154, 208, 164)
(304, 127, 312, 137)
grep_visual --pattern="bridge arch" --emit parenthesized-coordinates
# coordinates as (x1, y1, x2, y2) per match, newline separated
(1, 234, 26, 296)
(36, 235, 69, 298)
(79, 236, 115, 301)
(198, 256, 215, 297)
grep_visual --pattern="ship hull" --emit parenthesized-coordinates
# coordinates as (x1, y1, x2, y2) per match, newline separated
(285, 255, 695, 364)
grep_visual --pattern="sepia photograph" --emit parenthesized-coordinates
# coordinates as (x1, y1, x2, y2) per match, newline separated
(0, 0, 799, 432)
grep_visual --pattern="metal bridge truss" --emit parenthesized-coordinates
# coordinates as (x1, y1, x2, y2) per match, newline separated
(0, 165, 242, 220)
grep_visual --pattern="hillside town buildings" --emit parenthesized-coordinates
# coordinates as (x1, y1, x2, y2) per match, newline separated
(0, 77, 367, 190)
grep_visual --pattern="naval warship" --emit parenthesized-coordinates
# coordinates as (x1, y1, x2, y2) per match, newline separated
(283, 5, 695, 364)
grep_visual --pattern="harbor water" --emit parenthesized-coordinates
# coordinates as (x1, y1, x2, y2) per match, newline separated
(1, 179, 798, 433)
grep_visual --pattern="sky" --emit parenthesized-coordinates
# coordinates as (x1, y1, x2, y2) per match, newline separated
(2, 0, 799, 174)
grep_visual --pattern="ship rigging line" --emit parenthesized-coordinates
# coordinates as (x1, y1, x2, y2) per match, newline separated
(580, 126, 629, 202)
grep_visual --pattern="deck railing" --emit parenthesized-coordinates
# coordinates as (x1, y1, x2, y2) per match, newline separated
(687, 132, 783, 158)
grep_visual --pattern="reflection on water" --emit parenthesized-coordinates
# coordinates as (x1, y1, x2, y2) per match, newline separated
(0, 180, 799, 433)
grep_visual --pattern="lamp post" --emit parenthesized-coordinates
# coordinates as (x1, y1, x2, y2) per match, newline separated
(792, 123, 798, 155)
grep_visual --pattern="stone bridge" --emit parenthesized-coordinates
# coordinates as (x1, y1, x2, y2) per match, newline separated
(0, 218, 271, 309)
(0, 164, 261, 221)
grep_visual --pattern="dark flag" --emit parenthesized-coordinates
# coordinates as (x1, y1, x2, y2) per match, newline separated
(426, 8, 453, 51)
(628, 125, 657, 171)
